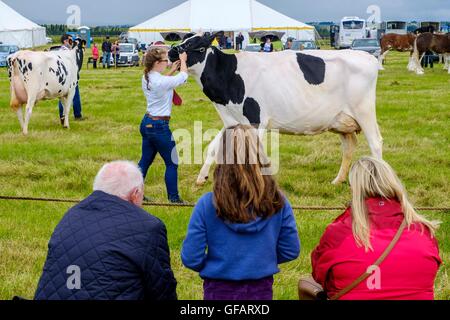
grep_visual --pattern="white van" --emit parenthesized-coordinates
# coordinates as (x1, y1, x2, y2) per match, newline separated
(336, 16, 367, 49)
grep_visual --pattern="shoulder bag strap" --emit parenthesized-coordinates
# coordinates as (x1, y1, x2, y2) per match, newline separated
(330, 219, 407, 300)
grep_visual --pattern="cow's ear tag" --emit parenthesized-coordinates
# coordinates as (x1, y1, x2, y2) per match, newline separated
(146, 124, 153, 128)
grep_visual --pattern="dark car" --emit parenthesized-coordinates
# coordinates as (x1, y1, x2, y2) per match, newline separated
(350, 39, 381, 58)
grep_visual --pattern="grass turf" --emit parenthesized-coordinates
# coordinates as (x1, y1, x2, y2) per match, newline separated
(0, 46, 449, 300)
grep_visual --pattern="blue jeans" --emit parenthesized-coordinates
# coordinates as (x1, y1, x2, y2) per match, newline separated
(103, 52, 111, 67)
(138, 116, 180, 201)
(58, 85, 82, 119)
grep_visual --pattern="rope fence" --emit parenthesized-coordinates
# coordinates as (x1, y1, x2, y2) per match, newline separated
(1, 195, 449, 212)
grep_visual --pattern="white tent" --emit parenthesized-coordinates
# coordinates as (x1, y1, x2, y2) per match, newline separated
(0, 0, 47, 48)
(129, 0, 315, 46)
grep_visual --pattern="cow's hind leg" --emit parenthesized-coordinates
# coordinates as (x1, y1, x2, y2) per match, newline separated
(196, 127, 225, 186)
(23, 96, 36, 135)
(16, 106, 24, 132)
(332, 133, 357, 185)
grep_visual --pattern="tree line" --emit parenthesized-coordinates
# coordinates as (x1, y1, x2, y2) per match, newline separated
(42, 24, 130, 36)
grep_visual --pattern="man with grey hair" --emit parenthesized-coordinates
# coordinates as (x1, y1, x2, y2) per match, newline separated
(35, 161, 177, 300)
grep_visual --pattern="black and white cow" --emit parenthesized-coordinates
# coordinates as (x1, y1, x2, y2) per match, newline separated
(169, 32, 383, 185)
(7, 41, 83, 135)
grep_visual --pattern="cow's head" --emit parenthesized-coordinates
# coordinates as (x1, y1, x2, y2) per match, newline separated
(168, 31, 224, 68)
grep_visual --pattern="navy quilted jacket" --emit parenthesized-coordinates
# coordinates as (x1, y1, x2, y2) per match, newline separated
(34, 190, 177, 300)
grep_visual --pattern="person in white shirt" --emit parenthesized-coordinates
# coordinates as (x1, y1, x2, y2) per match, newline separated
(138, 47, 188, 203)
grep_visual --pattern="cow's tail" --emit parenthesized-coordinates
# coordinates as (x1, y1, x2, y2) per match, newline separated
(7, 56, 21, 111)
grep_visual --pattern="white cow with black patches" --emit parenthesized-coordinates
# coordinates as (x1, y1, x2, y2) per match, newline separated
(7, 43, 82, 135)
(169, 32, 383, 185)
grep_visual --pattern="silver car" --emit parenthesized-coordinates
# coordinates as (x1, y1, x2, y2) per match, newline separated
(0, 44, 19, 67)
(350, 39, 381, 58)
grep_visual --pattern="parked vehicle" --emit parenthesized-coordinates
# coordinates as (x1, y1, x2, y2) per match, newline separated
(116, 43, 140, 67)
(335, 16, 367, 49)
(120, 37, 140, 51)
(383, 21, 407, 35)
(244, 44, 261, 52)
(0, 44, 19, 67)
(350, 39, 381, 58)
(289, 40, 318, 50)
(46, 37, 53, 44)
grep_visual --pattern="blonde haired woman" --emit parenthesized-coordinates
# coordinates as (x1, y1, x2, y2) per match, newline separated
(312, 156, 441, 300)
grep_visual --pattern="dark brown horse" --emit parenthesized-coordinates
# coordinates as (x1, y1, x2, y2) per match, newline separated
(379, 33, 416, 70)
(412, 32, 450, 74)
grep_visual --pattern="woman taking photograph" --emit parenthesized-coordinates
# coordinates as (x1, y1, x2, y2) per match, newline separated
(311, 157, 441, 300)
(181, 124, 300, 300)
(138, 47, 188, 203)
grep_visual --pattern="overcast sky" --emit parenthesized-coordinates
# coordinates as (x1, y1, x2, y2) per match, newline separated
(3, 0, 450, 25)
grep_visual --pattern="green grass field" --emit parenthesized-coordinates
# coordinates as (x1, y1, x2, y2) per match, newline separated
(0, 46, 449, 300)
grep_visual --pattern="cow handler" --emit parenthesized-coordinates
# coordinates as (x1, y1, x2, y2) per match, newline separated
(58, 34, 84, 124)
(138, 47, 188, 203)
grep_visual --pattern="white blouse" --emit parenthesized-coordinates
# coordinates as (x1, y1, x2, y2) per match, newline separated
(142, 71, 188, 117)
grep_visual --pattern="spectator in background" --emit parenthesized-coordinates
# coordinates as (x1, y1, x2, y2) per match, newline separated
(34, 161, 177, 300)
(220, 34, 227, 50)
(58, 34, 83, 123)
(421, 49, 434, 69)
(112, 40, 120, 66)
(181, 124, 300, 300)
(260, 38, 273, 52)
(226, 36, 232, 49)
(92, 42, 99, 69)
(285, 38, 293, 50)
(235, 32, 244, 50)
(102, 36, 112, 68)
(311, 157, 441, 300)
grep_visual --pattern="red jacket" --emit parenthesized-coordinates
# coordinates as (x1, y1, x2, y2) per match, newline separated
(92, 46, 99, 59)
(312, 198, 442, 300)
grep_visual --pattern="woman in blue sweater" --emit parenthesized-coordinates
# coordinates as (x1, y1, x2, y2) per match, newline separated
(181, 124, 300, 300)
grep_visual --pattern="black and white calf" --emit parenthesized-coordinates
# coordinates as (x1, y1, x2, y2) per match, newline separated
(169, 32, 383, 185)
(8, 41, 83, 135)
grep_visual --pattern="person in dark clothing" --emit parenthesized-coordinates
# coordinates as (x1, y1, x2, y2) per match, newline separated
(34, 161, 177, 300)
(102, 36, 112, 68)
(421, 49, 434, 68)
(235, 32, 244, 50)
(58, 34, 83, 123)
(260, 38, 274, 52)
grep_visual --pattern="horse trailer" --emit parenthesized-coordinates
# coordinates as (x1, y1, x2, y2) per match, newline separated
(383, 21, 408, 35)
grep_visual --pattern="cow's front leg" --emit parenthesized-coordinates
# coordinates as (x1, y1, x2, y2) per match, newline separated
(61, 93, 74, 129)
(196, 127, 225, 186)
